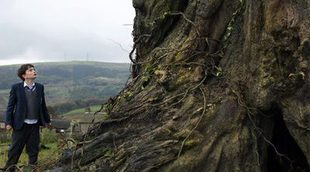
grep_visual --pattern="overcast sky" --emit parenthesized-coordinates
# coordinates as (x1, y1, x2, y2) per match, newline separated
(0, 0, 135, 65)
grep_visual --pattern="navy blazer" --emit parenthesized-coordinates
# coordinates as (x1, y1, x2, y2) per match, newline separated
(5, 82, 51, 130)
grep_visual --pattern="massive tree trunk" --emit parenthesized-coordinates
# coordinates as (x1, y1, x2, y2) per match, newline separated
(59, 0, 310, 171)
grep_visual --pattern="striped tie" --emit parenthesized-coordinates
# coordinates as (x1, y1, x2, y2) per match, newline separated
(26, 86, 36, 92)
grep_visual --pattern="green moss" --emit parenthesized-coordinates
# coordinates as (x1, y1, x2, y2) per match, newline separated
(143, 1, 171, 30)
(261, 76, 275, 88)
(123, 91, 134, 101)
(176, 74, 188, 85)
(163, 128, 173, 135)
(104, 148, 114, 157)
(175, 37, 192, 61)
(222, 0, 245, 48)
(215, 66, 223, 77)
(184, 138, 202, 147)
(102, 112, 110, 120)
(175, 51, 184, 61)
(174, 129, 191, 139)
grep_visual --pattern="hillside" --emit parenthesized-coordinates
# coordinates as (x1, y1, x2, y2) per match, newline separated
(0, 61, 130, 114)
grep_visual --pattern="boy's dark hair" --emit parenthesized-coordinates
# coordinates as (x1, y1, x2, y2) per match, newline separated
(17, 64, 34, 81)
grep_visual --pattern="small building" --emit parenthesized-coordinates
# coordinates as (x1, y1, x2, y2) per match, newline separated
(50, 119, 71, 133)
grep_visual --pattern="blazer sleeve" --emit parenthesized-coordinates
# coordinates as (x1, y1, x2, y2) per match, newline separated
(42, 85, 51, 123)
(5, 85, 17, 126)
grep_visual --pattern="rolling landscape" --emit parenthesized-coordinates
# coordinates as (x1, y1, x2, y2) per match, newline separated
(0, 61, 130, 116)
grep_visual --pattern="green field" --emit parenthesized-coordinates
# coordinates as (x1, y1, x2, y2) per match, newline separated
(61, 105, 107, 124)
(63, 105, 103, 116)
(0, 129, 61, 171)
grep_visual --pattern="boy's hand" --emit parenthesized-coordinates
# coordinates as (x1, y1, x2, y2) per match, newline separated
(6, 124, 12, 131)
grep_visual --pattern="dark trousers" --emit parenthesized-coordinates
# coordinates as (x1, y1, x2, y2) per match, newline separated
(5, 123, 40, 170)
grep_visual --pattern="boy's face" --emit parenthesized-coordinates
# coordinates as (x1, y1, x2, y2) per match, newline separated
(22, 67, 37, 80)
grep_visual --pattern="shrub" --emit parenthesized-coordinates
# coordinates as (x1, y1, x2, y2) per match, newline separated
(41, 128, 58, 145)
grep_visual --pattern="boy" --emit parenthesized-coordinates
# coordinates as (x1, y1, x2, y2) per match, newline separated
(2, 64, 51, 171)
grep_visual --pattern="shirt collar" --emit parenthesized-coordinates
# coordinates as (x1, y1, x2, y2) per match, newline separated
(23, 82, 35, 88)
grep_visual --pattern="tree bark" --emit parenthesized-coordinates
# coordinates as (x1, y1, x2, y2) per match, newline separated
(59, 0, 310, 171)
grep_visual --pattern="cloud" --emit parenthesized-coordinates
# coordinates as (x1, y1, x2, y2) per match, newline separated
(0, 0, 135, 65)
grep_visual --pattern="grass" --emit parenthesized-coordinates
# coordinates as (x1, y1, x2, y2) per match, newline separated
(0, 142, 61, 170)
(63, 105, 103, 116)
(0, 129, 62, 170)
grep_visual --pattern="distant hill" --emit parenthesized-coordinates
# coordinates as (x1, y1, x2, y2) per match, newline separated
(0, 61, 130, 114)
